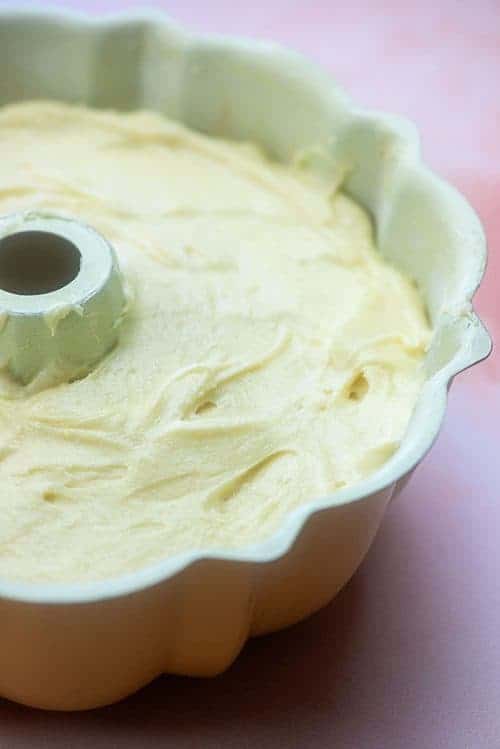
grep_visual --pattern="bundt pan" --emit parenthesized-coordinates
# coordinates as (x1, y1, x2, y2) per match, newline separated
(0, 6, 490, 710)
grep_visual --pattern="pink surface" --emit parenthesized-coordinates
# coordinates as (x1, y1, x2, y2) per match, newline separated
(1, 1, 499, 747)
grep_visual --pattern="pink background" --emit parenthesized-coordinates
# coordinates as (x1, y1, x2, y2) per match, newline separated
(1, 1, 499, 747)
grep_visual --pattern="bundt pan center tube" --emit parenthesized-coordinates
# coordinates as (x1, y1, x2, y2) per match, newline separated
(0, 212, 126, 387)
(0, 7, 491, 710)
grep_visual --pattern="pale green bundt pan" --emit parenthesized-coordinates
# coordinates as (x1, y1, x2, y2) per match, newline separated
(0, 6, 490, 710)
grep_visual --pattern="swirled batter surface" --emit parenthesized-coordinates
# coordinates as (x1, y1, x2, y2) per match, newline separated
(0, 102, 430, 582)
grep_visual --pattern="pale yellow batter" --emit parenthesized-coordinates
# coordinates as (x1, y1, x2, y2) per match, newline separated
(0, 101, 430, 582)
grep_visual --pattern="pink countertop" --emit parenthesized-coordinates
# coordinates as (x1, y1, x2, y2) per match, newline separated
(2, 2, 499, 747)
